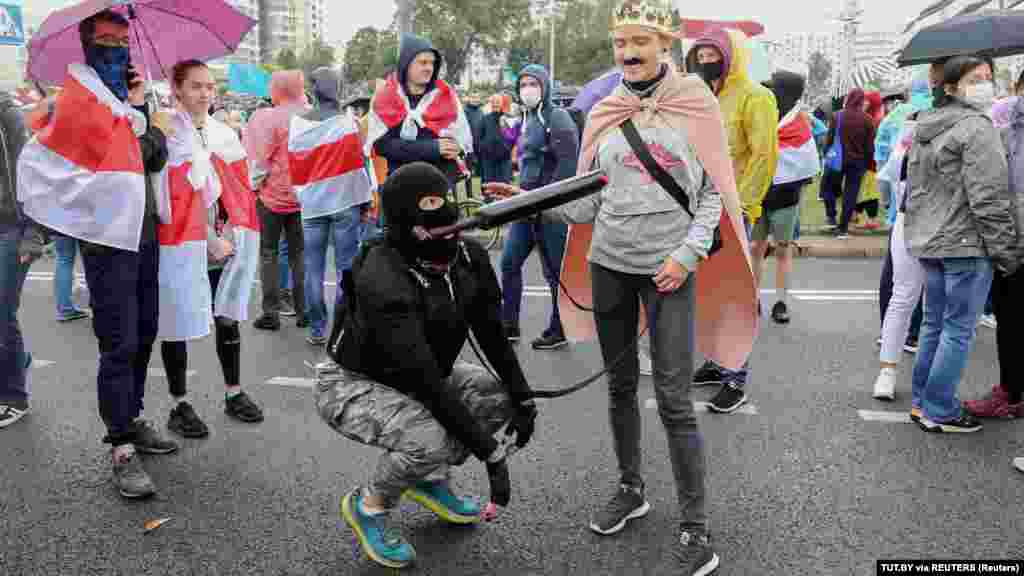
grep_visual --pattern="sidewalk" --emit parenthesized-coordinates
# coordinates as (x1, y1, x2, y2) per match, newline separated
(792, 231, 887, 259)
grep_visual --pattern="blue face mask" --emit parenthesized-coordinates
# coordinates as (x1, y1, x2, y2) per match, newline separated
(85, 43, 131, 101)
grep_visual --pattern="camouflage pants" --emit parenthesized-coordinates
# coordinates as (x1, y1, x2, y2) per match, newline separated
(315, 361, 513, 508)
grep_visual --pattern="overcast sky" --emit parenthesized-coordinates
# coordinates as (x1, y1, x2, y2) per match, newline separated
(29, 0, 936, 46)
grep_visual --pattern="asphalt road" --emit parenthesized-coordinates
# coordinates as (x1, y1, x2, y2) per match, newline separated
(2, 255, 1022, 576)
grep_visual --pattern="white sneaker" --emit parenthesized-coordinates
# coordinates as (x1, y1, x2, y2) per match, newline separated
(638, 349, 653, 377)
(1014, 457, 1024, 473)
(979, 314, 997, 329)
(872, 367, 898, 401)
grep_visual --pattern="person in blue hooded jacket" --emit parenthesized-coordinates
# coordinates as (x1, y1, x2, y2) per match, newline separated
(496, 64, 580, 350)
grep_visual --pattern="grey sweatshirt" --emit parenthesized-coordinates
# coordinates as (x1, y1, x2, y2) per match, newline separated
(554, 124, 722, 274)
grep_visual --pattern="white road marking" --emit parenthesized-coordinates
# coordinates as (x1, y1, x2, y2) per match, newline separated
(645, 398, 759, 415)
(265, 377, 316, 388)
(793, 295, 877, 302)
(857, 409, 913, 423)
(31, 359, 55, 368)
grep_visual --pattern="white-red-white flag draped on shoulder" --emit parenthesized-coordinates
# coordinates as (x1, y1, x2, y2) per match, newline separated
(288, 111, 373, 220)
(156, 112, 260, 341)
(773, 107, 821, 186)
(17, 64, 149, 251)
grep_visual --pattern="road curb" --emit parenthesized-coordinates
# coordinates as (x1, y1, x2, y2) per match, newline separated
(794, 242, 886, 259)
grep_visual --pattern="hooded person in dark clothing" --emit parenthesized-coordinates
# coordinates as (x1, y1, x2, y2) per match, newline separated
(365, 34, 473, 187)
(462, 93, 485, 179)
(498, 64, 579, 351)
(823, 88, 876, 237)
(306, 67, 342, 121)
(316, 162, 537, 569)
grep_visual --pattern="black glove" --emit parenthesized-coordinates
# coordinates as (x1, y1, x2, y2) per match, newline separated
(485, 457, 511, 507)
(505, 400, 537, 449)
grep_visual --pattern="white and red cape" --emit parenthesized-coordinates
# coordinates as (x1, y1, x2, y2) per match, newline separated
(156, 112, 261, 341)
(773, 107, 820, 186)
(364, 74, 473, 157)
(288, 110, 373, 220)
(17, 64, 149, 251)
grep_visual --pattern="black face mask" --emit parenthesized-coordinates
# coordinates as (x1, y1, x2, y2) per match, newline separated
(695, 61, 725, 88)
(413, 203, 459, 268)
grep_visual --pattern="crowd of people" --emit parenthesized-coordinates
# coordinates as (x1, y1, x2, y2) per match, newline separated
(1, 0, 1022, 574)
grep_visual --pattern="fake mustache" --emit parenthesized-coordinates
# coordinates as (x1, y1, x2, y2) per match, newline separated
(623, 58, 645, 66)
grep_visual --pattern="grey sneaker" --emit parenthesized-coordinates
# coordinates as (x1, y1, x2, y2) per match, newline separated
(131, 419, 179, 455)
(673, 527, 719, 576)
(112, 451, 156, 499)
(279, 290, 297, 317)
(589, 484, 651, 535)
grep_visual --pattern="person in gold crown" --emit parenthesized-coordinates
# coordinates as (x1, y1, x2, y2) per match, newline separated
(486, 0, 757, 573)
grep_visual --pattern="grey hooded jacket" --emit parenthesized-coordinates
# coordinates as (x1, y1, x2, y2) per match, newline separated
(1001, 96, 1024, 266)
(0, 97, 47, 257)
(904, 99, 1018, 274)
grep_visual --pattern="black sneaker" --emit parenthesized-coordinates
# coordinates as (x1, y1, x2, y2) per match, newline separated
(903, 339, 919, 354)
(168, 401, 209, 438)
(920, 411, 982, 433)
(225, 391, 264, 423)
(532, 331, 568, 350)
(504, 324, 520, 343)
(279, 290, 297, 317)
(589, 484, 650, 535)
(296, 314, 310, 329)
(693, 361, 724, 387)
(0, 404, 28, 428)
(254, 314, 280, 331)
(57, 309, 90, 323)
(672, 527, 719, 576)
(131, 419, 179, 455)
(770, 301, 790, 324)
(708, 382, 747, 414)
(833, 229, 850, 240)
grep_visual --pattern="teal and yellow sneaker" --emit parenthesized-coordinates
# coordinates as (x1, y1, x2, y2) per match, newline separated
(341, 488, 415, 569)
(403, 480, 482, 524)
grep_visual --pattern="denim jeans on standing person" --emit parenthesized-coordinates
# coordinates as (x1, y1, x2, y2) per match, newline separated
(80, 225, 161, 445)
(500, 217, 568, 337)
(279, 237, 291, 292)
(912, 257, 993, 423)
(304, 207, 362, 339)
(54, 235, 82, 318)
(0, 222, 30, 409)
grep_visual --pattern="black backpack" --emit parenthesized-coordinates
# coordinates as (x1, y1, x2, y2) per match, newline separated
(567, 107, 586, 142)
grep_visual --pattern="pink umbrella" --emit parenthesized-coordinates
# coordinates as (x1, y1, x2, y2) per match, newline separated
(27, 0, 257, 85)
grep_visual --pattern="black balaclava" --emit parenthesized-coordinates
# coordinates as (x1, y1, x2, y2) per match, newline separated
(381, 162, 459, 270)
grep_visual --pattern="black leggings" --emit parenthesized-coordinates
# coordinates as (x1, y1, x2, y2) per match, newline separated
(160, 268, 242, 397)
(855, 199, 879, 219)
(993, 269, 1023, 404)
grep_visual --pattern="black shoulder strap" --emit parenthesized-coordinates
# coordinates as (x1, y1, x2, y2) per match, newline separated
(620, 118, 694, 218)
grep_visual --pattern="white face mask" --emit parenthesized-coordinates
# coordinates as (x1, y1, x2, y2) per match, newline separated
(962, 82, 996, 109)
(520, 85, 542, 109)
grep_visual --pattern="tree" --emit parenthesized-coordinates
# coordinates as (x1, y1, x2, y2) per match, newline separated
(276, 48, 300, 70)
(554, 0, 616, 86)
(373, 29, 400, 79)
(408, 0, 531, 85)
(301, 39, 336, 81)
(807, 51, 833, 103)
(345, 26, 380, 84)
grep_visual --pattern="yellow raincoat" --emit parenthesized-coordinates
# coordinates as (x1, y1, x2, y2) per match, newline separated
(690, 30, 779, 223)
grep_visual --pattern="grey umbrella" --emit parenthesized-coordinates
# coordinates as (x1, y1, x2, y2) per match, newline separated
(898, 9, 1024, 66)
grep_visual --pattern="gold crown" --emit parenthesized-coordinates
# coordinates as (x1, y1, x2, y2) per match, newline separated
(611, 0, 675, 34)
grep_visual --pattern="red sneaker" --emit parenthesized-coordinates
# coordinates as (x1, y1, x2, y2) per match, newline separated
(964, 385, 1020, 419)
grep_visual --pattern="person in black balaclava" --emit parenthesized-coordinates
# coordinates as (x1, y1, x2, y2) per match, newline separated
(315, 162, 538, 570)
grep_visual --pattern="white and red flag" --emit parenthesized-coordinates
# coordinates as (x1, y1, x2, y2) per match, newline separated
(773, 107, 821, 186)
(364, 74, 473, 157)
(288, 111, 373, 220)
(156, 112, 260, 341)
(17, 64, 149, 251)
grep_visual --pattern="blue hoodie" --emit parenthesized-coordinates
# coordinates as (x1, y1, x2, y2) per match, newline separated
(515, 64, 579, 191)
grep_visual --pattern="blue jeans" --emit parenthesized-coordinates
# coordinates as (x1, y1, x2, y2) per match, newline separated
(0, 222, 30, 408)
(54, 235, 82, 317)
(912, 257, 993, 423)
(303, 207, 362, 337)
(500, 217, 567, 337)
(279, 237, 291, 292)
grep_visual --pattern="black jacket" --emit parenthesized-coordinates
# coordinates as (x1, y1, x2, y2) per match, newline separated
(477, 112, 512, 161)
(373, 34, 461, 182)
(135, 102, 168, 242)
(0, 97, 28, 227)
(332, 236, 532, 461)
